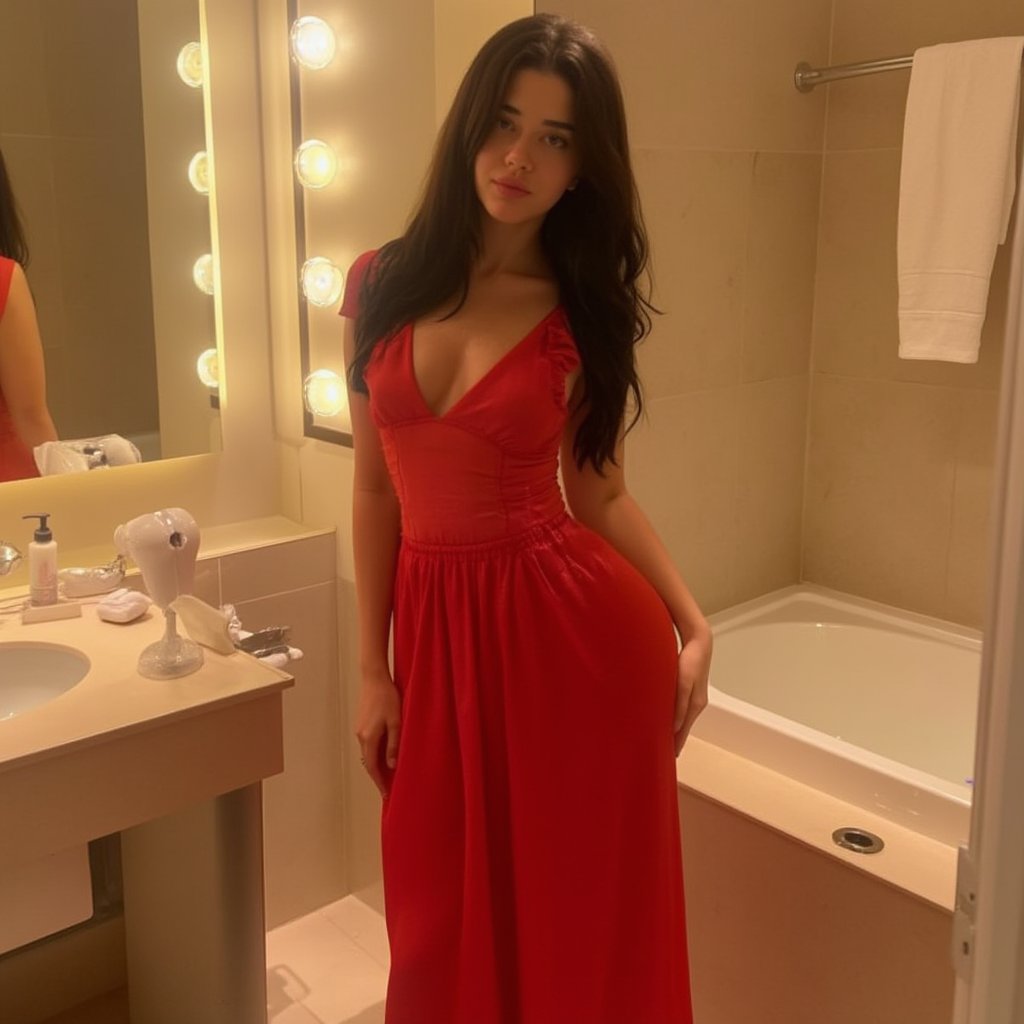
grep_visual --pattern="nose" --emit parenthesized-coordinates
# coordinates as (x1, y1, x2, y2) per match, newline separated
(504, 140, 532, 171)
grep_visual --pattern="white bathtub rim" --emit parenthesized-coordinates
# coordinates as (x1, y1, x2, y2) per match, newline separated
(708, 684, 973, 804)
(708, 582, 982, 651)
(695, 694, 970, 847)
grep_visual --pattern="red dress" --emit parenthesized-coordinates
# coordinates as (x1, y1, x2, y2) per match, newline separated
(0, 256, 41, 482)
(343, 252, 692, 1024)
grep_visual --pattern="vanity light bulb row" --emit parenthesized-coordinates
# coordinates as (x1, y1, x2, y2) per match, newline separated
(290, 17, 348, 422)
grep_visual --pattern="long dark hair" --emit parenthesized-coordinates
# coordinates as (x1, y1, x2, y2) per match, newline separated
(0, 149, 29, 266)
(349, 14, 653, 472)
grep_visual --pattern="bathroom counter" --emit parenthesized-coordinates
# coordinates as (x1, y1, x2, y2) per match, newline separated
(0, 602, 293, 869)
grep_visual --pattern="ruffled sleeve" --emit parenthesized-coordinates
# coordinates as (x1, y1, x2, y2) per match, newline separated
(339, 249, 378, 319)
(542, 308, 582, 408)
(0, 257, 15, 318)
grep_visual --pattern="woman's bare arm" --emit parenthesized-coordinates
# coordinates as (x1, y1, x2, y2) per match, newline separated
(560, 387, 712, 751)
(344, 317, 403, 790)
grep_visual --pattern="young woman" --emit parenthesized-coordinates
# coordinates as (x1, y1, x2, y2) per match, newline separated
(342, 15, 711, 1023)
(0, 149, 58, 481)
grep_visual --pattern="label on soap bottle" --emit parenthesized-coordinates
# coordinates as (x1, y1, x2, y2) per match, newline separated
(29, 541, 59, 606)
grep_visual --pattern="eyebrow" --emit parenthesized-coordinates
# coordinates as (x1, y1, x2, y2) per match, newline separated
(500, 103, 575, 132)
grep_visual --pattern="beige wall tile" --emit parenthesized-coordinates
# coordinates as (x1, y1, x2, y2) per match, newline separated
(42, 0, 145, 143)
(634, 148, 753, 399)
(735, 376, 808, 599)
(50, 136, 158, 438)
(238, 582, 346, 929)
(627, 389, 742, 614)
(220, 532, 336, 604)
(742, 152, 820, 382)
(803, 375, 961, 616)
(812, 148, 901, 380)
(0, 3, 49, 136)
(541, 0, 830, 152)
(679, 790, 954, 1024)
(946, 390, 1000, 628)
(813, 148, 1004, 390)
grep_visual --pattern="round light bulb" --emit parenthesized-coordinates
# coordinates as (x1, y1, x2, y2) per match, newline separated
(294, 139, 337, 189)
(196, 348, 219, 388)
(176, 41, 204, 88)
(301, 257, 344, 307)
(188, 151, 210, 194)
(290, 16, 336, 70)
(192, 254, 215, 295)
(303, 369, 347, 417)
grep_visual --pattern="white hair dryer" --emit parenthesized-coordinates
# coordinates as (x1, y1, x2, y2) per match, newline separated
(114, 508, 203, 679)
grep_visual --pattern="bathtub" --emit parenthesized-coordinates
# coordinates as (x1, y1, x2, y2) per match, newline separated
(688, 584, 980, 850)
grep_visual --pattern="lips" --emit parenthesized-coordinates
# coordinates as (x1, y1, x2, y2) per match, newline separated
(493, 177, 530, 197)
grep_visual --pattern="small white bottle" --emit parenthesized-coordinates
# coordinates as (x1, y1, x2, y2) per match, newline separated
(22, 513, 58, 606)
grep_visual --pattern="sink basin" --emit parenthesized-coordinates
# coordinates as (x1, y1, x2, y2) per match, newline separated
(0, 642, 90, 721)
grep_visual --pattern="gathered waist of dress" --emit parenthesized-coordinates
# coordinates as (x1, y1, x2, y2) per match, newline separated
(400, 510, 578, 559)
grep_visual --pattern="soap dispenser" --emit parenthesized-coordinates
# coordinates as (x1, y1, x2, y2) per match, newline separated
(22, 513, 58, 606)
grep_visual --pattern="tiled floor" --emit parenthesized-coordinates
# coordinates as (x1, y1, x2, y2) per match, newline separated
(35, 896, 389, 1024)
(267, 896, 390, 1024)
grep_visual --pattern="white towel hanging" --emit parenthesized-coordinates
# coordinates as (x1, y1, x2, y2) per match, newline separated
(897, 37, 1024, 363)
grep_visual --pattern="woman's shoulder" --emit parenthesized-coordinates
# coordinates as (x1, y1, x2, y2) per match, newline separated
(339, 249, 381, 319)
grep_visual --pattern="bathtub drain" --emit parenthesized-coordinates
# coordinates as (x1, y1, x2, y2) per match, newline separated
(832, 827, 885, 854)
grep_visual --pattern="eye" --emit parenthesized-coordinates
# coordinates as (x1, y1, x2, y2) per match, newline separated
(544, 134, 570, 150)
(496, 116, 516, 132)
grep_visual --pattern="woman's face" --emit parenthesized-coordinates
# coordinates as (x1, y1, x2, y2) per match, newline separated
(474, 69, 581, 230)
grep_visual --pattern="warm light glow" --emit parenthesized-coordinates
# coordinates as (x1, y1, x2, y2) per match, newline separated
(290, 16, 336, 70)
(192, 254, 215, 295)
(301, 257, 344, 307)
(176, 41, 204, 88)
(188, 151, 210, 194)
(304, 369, 347, 417)
(196, 348, 219, 388)
(294, 139, 337, 189)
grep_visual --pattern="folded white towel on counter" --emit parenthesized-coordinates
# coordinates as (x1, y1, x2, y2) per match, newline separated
(897, 36, 1024, 362)
(96, 588, 152, 624)
(34, 434, 142, 475)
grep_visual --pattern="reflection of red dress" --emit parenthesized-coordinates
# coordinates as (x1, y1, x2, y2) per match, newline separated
(0, 256, 41, 482)
(343, 252, 691, 1024)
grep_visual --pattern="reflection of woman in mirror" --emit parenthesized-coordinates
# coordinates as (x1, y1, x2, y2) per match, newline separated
(0, 149, 58, 482)
(343, 15, 710, 1022)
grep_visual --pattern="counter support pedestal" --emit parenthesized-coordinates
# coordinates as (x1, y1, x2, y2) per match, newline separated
(121, 783, 266, 1024)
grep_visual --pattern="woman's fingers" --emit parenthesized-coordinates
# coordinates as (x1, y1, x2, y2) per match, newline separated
(673, 639, 711, 756)
(385, 719, 400, 770)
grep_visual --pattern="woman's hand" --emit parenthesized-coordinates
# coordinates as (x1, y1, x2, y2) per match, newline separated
(355, 669, 402, 798)
(673, 631, 712, 756)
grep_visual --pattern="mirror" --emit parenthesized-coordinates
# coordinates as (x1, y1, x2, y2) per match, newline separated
(0, 0, 222, 481)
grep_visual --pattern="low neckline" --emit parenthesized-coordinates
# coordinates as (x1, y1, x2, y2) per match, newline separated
(407, 305, 561, 421)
